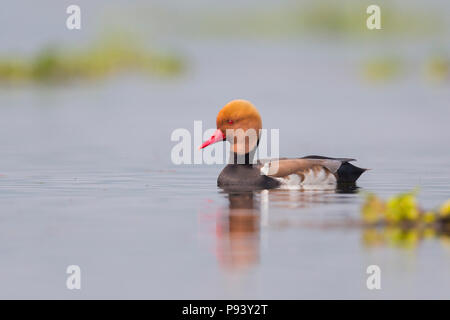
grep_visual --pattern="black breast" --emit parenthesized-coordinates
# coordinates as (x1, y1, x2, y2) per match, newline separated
(217, 164, 280, 190)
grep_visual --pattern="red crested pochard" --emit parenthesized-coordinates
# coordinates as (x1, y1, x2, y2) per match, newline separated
(200, 99, 367, 190)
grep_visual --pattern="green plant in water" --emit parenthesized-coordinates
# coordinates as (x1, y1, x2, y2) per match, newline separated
(440, 200, 450, 218)
(32, 48, 64, 79)
(363, 57, 403, 82)
(361, 189, 450, 227)
(385, 190, 420, 222)
(0, 35, 183, 84)
(361, 192, 386, 224)
(361, 193, 450, 249)
(425, 55, 450, 83)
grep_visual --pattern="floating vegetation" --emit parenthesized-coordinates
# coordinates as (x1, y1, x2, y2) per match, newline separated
(361, 190, 450, 248)
(362, 54, 450, 84)
(425, 54, 450, 83)
(298, 2, 439, 37)
(362, 57, 403, 82)
(298, 3, 371, 37)
(0, 36, 183, 84)
(362, 190, 450, 226)
(192, 1, 441, 39)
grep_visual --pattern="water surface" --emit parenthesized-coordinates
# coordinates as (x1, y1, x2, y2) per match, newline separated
(1, 38, 450, 299)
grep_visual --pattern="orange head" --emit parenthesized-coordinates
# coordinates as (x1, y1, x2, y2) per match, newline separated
(200, 100, 262, 154)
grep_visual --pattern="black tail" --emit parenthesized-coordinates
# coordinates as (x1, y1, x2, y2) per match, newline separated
(336, 161, 367, 184)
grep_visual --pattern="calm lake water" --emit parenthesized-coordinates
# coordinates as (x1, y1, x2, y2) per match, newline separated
(1, 30, 450, 298)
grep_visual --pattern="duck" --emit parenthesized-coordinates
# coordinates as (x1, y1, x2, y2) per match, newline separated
(200, 99, 367, 190)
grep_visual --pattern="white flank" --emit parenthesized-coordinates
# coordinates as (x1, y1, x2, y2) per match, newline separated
(260, 162, 270, 175)
(302, 168, 337, 190)
(274, 174, 302, 190)
(261, 167, 337, 190)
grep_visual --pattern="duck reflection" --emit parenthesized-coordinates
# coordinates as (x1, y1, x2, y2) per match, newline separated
(212, 186, 360, 272)
(216, 190, 261, 272)
(209, 186, 449, 268)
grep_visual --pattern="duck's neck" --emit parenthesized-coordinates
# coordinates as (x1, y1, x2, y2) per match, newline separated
(228, 138, 260, 165)
(229, 148, 257, 165)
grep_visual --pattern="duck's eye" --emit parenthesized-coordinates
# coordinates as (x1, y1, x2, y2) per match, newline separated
(227, 120, 234, 124)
